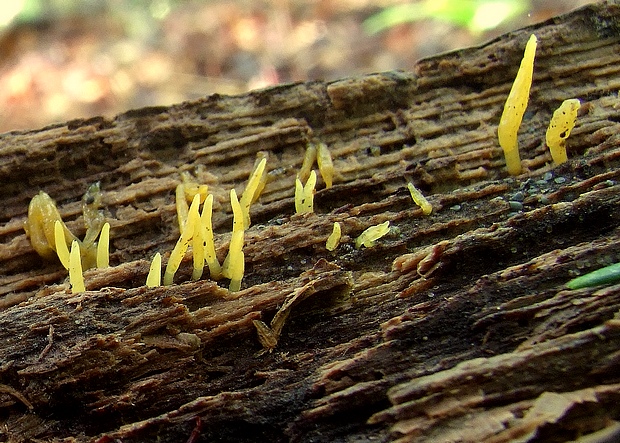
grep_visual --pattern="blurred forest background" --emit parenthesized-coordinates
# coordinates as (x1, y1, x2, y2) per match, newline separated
(0, 0, 595, 132)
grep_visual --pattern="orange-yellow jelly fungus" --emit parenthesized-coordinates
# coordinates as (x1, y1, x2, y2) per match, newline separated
(498, 34, 538, 176)
(546, 98, 580, 165)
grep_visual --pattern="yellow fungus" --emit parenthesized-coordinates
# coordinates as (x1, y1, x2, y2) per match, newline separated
(146, 252, 162, 288)
(239, 157, 267, 229)
(97, 222, 110, 268)
(25, 191, 77, 261)
(54, 220, 70, 269)
(316, 142, 334, 188)
(201, 194, 222, 279)
(175, 184, 189, 234)
(295, 170, 316, 214)
(326, 222, 341, 251)
(227, 230, 245, 292)
(298, 143, 317, 183)
(546, 98, 580, 165)
(407, 182, 432, 215)
(498, 34, 537, 176)
(164, 194, 200, 285)
(69, 240, 85, 293)
(191, 206, 205, 281)
(223, 190, 245, 279)
(356, 221, 390, 249)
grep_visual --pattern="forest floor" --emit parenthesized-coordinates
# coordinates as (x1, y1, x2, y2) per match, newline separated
(0, 0, 594, 132)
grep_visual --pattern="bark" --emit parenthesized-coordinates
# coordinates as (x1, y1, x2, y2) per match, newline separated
(1, 2, 620, 442)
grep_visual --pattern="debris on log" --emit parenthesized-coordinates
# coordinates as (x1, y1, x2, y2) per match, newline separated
(1, 2, 620, 442)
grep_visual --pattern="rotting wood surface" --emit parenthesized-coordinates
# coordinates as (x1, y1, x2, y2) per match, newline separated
(1, 2, 620, 442)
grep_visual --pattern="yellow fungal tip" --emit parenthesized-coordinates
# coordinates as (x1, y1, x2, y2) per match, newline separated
(546, 98, 580, 165)
(498, 33, 537, 176)
(69, 240, 85, 293)
(317, 142, 334, 188)
(326, 222, 342, 251)
(54, 220, 70, 269)
(356, 221, 390, 249)
(407, 182, 432, 215)
(146, 252, 162, 288)
(298, 143, 317, 183)
(230, 189, 244, 233)
(97, 222, 110, 268)
(240, 157, 267, 229)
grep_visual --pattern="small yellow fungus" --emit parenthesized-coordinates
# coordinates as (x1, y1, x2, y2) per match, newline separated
(54, 220, 70, 269)
(164, 194, 200, 285)
(96, 222, 110, 268)
(407, 182, 432, 215)
(355, 221, 390, 249)
(25, 191, 77, 261)
(298, 143, 317, 183)
(227, 230, 245, 292)
(146, 252, 162, 288)
(326, 222, 341, 251)
(316, 142, 334, 188)
(295, 170, 317, 214)
(546, 98, 580, 165)
(201, 194, 222, 279)
(69, 240, 85, 293)
(239, 157, 267, 229)
(191, 206, 205, 281)
(498, 34, 538, 176)
(223, 189, 245, 279)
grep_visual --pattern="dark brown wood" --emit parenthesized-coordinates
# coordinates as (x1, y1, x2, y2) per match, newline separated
(1, 2, 620, 441)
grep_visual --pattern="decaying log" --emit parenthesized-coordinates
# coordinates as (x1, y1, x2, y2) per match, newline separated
(1, 2, 620, 442)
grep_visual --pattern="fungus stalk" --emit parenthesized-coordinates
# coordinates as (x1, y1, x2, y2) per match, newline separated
(239, 157, 267, 229)
(498, 34, 537, 176)
(316, 142, 334, 188)
(96, 222, 110, 268)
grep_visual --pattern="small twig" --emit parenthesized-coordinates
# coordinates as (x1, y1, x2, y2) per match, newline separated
(37, 324, 55, 362)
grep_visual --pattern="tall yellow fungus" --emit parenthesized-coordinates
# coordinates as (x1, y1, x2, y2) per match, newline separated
(498, 34, 538, 176)
(316, 142, 334, 188)
(96, 222, 110, 268)
(54, 220, 70, 269)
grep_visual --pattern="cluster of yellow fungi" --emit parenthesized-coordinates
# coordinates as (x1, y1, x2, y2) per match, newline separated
(24, 183, 110, 294)
(499, 34, 581, 175)
(25, 123, 437, 293)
